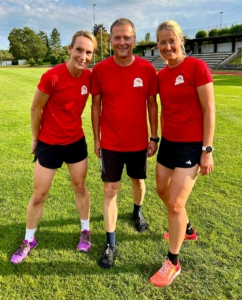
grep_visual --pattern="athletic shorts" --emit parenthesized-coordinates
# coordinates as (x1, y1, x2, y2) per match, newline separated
(157, 137, 202, 169)
(34, 136, 88, 169)
(100, 148, 147, 182)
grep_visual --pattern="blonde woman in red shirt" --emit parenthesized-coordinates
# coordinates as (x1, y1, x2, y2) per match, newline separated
(150, 20, 215, 287)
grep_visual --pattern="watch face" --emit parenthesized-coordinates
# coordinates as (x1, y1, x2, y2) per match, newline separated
(206, 146, 213, 153)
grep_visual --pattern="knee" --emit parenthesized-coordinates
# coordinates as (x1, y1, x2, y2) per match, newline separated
(104, 183, 119, 199)
(132, 179, 144, 189)
(156, 185, 166, 200)
(73, 182, 87, 197)
(31, 191, 48, 205)
(167, 200, 183, 215)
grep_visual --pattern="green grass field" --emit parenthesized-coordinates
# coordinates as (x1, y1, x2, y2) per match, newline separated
(0, 68, 241, 300)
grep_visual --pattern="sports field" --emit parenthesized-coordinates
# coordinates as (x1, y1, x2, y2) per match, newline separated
(0, 68, 241, 300)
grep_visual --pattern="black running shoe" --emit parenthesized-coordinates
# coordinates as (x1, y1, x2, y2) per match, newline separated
(98, 244, 117, 269)
(132, 212, 148, 232)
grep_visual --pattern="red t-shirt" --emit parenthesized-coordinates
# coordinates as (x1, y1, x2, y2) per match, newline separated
(157, 57, 213, 142)
(91, 56, 157, 151)
(37, 63, 91, 145)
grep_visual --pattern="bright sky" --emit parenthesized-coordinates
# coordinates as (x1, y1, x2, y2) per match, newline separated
(1, 0, 242, 50)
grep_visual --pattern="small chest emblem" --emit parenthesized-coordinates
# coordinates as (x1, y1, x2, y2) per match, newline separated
(81, 85, 88, 95)
(133, 78, 143, 87)
(175, 75, 184, 85)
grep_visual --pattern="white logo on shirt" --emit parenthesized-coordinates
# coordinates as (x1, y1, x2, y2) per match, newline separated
(133, 78, 143, 87)
(186, 160, 192, 165)
(175, 75, 184, 85)
(81, 85, 88, 95)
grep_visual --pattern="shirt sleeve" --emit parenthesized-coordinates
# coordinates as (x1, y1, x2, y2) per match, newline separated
(148, 65, 158, 96)
(194, 59, 214, 87)
(37, 70, 58, 95)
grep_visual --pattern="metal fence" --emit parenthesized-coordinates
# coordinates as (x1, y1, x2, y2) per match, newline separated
(137, 20, 242, 42)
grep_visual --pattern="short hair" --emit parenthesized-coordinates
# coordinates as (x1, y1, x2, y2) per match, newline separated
(70, 30, 97, 51)
(110, 18, 136, 36)
(156, 20, 185, 61)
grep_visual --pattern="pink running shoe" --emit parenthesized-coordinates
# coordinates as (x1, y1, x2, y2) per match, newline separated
(77, 230, 91, 252)
(163, 230, 198, 241)
(150, 258, 181, 287)
(10, 238, 37, 264)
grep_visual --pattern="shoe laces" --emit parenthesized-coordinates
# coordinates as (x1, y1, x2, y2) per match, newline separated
(80, 231, 90, 244)
(16, 241, 29, 256)
(137, 213, 146, 225)
(104, 245, 114, 258)
(159, 259, 172, 275)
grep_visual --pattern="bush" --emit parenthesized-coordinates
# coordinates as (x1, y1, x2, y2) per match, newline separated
(37, 58, 43, 65)
(209, 29, 219, 37)
(29, 58, 35, 67)
(195, 30, 208, 38)
(229, 24, 242, 35)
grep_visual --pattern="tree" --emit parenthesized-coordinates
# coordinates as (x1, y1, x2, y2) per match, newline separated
(229, 24, 242, 35)
(8, 27, 47, 60)
(195, 30, 208, 38)
(145, 33, 151, 42)
(218, 28, 230, 36)
(95, 31, 109, 57)
(209, 29, 219, 37)
(0, 49, 13, 60)
(38, 30, 51, 58)
(49, 28, 62, 56)
(93, 24, 107, 37)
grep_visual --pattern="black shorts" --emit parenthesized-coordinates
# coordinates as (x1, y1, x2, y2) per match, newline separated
(157, 137, 202, 169)
(100, 148, 147, 182)
(34, 136, 88, 169)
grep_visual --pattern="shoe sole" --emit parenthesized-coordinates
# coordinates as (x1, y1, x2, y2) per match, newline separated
(10, 243, 37, 265)
(150, 268, 181, 287)
(98, 262, 114, 269)
(77, 247, 90, 253)
(164, 234, 198, 241)
(137, 225, 148, 232)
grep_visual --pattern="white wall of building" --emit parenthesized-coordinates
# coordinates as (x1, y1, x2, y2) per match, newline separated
(1, 61, 12, 66)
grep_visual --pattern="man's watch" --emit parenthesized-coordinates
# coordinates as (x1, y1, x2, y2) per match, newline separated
(202, 146, 214, 153)
(150, 137, 160, 143)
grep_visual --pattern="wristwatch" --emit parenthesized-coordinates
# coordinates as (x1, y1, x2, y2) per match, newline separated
(150, 137, 160, 143)
(202, 146, 214, 153)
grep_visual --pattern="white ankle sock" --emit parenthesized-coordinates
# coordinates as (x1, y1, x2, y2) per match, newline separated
(25, 228, 37, 242)
(80, 219, 90, 231)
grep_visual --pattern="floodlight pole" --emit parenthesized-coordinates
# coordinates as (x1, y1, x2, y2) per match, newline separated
(93, 4, 96, 65)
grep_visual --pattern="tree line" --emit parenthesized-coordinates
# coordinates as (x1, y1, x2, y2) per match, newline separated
(0, 24, 110, 65)
(195, 24, 242, 40)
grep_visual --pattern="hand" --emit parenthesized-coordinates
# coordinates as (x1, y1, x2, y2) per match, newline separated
(94, 140, 101, 158)
(147, 141, 158, 157)
(30, 139, 38, 154)
(199, 151, 214, 176)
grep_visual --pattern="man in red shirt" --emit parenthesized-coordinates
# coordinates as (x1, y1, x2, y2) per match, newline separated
(91, 18, 159, 269)
(10, 31, 97, 264)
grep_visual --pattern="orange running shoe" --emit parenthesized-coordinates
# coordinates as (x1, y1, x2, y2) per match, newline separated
(150, 258, 181, 287)
(163, 229, 198, 241)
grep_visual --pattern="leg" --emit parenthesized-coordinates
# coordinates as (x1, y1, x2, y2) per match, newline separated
(10, 161, 56, 264)
(150, 164, 198, 287)
(67, 158, 90, 221)
(130, 178, 145, 206)
(27, 160, 56, 229)
(103, 181, 120, 232)
(130, 178, 148, 232)
(166, 165, 199, 254)
(67, 159, 92, 253)
(98, 181, 120, 269)
(156, 163, 190, 227)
